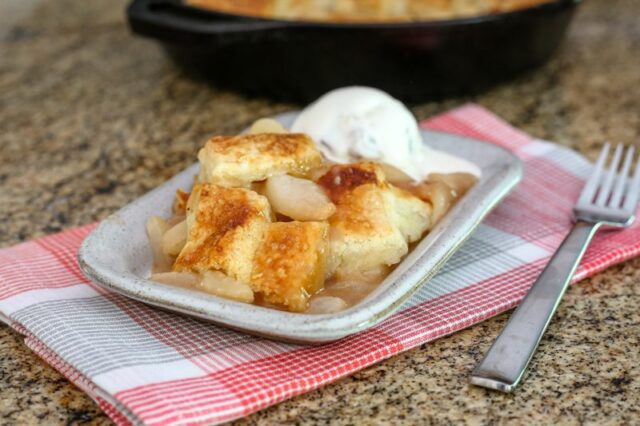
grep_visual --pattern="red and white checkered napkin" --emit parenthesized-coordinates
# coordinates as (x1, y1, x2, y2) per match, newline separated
(2, 105, 639, 426)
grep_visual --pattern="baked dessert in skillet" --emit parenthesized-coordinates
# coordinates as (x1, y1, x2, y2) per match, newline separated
(187, 0, 555, 22)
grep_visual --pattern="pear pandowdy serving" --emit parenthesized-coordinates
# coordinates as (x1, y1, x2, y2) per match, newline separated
(146, 118, 476, 314)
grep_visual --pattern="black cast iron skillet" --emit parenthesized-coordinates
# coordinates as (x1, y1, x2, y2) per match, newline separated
(127, 0, 580, 103)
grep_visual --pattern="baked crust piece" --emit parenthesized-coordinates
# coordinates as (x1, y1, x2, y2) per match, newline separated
(174, 183, 272, 283)
(318, 162, 431, 276)
(250, 221, 329, 312)
(198, 133, 323, 187)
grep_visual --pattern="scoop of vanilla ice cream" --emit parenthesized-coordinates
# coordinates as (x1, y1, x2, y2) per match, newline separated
(291, 86, 426, 180)
(291, 86, 480, 181)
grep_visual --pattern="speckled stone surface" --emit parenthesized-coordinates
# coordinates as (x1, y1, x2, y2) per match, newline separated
(1, 0, 639, 424)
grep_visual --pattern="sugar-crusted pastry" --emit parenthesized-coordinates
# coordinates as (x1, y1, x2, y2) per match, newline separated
(174, 183, 272, 282)
(317, 162, 431, 276)
(198, 133, 323, 187)
(250, 221, 329, 312)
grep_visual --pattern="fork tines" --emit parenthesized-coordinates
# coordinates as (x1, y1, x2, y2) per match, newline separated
(578, 143, 640, 213)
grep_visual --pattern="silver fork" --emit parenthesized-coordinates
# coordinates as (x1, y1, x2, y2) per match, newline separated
(470, 143, 640, 392)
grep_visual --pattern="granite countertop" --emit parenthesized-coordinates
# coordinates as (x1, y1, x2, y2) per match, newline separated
(1, 0, 639, 424)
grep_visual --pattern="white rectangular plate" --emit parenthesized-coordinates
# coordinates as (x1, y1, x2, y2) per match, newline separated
(78, 112, 523, 344)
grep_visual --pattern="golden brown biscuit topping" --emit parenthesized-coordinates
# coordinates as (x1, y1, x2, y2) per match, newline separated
(174, 184, 271, 282)
(317, 162, 383, 202)
(251, 221, 328, 312)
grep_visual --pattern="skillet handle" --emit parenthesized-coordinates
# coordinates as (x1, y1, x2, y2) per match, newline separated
(127, 0, 293, 40)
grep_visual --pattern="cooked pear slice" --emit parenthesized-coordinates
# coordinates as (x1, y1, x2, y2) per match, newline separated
(306, 296, 348, 314)
(150, 272, 200, 288)
(162, 220, 187, 256)
(199, 271, 254, 304)
(264, 174, 336, 221)
(146, 216, 173, 273)
(249, 118, 288, 134)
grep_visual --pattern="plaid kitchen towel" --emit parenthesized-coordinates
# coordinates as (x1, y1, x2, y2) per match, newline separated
(1, 105, 639, 426)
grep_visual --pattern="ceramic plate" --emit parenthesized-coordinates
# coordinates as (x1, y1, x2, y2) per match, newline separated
(78, 112, 523, 344)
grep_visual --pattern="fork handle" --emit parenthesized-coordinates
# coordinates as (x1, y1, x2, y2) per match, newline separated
(470, 220, 601, 392)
